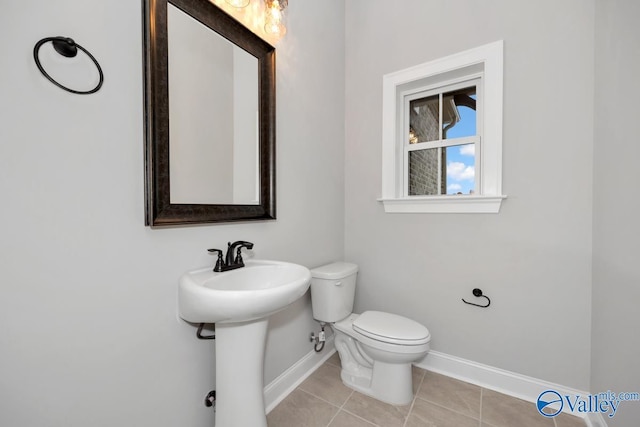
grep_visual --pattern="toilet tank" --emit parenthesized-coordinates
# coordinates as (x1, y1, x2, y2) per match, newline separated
(310, 262, 359, 322)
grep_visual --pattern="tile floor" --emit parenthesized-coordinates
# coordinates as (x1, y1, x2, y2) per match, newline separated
(267, 352, 586, 427)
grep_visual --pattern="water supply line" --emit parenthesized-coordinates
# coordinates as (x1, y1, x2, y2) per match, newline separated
(196, 323, 215, 339)
(310, 323, 326, 352)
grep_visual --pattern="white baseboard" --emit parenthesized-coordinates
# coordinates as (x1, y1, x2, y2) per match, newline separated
(584, 413, 608, 427)
(263, 337, 336, 414)
(416, 350, 594, 422)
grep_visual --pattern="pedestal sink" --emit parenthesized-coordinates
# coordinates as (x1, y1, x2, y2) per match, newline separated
(179, 259, 311, 427)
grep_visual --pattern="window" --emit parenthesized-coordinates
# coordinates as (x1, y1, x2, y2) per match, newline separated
(380, 41, 506, 213)
(406, 81, 479, 196)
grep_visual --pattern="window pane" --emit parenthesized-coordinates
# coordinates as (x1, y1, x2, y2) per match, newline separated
(409, 95, 439, 144)
(442, 87, 476, 139)
(408, 143, 475, 195)
(408, 148, 443, 195)
(445, 144, 475, 194)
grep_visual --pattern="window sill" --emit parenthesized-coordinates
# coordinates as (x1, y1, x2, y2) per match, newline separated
(378, 195, 506, 213)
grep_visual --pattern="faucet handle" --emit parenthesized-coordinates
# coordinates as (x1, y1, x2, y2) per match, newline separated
(207, 248, 224, 272)
(233, 241, 254, 265)
(234, 247, 245, 265)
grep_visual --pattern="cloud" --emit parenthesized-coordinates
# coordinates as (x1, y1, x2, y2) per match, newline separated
(459, 144, 475, 156)
(447, 183, 462, 192)
(447, 162, 475, 181)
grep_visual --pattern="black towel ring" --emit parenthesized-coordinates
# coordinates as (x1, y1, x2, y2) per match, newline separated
(462, 288, 491, 308)
(33, 36, 104, 95)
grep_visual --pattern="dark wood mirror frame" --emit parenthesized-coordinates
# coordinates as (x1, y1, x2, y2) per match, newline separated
(143, 0, 276, 226)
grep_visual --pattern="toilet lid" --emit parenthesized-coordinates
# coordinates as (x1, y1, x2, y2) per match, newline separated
(310, 262, 358, 280)
(352, 311, 430, 345)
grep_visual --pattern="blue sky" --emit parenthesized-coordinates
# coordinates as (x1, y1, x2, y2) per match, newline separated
(444, 105, 476, 194)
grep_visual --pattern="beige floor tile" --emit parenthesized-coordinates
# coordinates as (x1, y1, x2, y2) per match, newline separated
(406, 398, 480, 427)
(481, 389, 553, 427)
(278, 359, 578, 427)
(299, 361, 353, 406)
(326, 351, 342, 368)
(554, 412, 586, 427)
(267, 389, 338, 427)
(328, 410, 378, 427)
(343, 391, 410, 427)
(412, 365, 426, 395)
(417, 371, 481, 419)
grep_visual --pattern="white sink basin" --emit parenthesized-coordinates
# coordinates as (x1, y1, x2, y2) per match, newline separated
(178, 259, 311, 324)
(178, 259, 311, 427)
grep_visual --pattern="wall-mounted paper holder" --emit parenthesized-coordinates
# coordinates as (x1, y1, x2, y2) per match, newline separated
(462, 288, 491, 308)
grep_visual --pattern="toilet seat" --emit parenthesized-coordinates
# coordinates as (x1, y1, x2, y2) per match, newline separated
(353, 311, 430, 346)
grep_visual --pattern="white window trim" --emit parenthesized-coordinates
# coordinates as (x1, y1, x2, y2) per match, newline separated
(379, 40, 506, 213)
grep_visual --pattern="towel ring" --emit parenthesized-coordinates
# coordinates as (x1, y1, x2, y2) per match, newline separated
(33, 36, 104, 95)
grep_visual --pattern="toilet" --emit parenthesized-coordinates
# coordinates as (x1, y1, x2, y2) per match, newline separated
(310, 262, 431, 406)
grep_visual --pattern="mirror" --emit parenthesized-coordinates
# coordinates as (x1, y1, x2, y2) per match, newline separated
(143, 0, 276, 226)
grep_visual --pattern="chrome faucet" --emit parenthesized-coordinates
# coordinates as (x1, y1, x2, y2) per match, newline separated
(208, 241, 254, 272)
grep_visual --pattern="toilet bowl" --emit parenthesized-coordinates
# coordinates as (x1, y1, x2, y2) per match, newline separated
(310, 262, 431, 405)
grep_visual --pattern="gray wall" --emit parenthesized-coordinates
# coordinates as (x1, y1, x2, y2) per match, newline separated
(0, 1, 344, 426)
(345, 0, 594, 390)
(592, 0, 640, 425)
(4, 0, 639, 425)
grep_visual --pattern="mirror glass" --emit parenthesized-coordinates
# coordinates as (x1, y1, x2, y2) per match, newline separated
(143, 0, 276, 226)
(168, 4, 259, 205)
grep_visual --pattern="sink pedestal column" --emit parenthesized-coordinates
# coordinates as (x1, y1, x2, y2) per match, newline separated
(215, 318, 269, 427)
